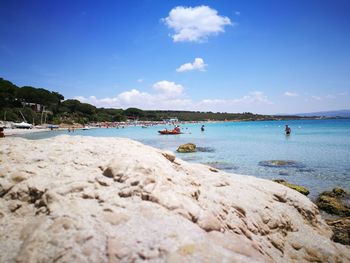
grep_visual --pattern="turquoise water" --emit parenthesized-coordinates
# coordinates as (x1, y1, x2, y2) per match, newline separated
(20, 119, 350, 198)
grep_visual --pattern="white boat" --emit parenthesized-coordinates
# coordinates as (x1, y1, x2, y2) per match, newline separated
(82, 126, 90, 130)
(11, 122, 33, 129)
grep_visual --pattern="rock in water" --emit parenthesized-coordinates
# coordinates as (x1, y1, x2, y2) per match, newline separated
(259, 160, 305, 168)
(0, 135, 349, 262)
(326, 217, 350, 245)
(177, 143, 196, 153)
(317, 188, 350, 246)
(316, 188, 350, 217)
(273, 179, 310, 196)
(196, 146, 215, 153)
(204, 161, 238, 171)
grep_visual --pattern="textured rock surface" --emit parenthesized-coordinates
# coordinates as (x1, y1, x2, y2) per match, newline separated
(177, 143, 196, 153)
(0, 135, 349, 262)
(326, 217, 350, 245)
(272, 179, 310, 196)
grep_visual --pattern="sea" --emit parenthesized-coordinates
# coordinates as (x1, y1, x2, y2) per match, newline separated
(19, 119, 350, 199)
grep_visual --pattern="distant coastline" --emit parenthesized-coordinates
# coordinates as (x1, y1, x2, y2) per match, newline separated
(1, 77, 340, 128)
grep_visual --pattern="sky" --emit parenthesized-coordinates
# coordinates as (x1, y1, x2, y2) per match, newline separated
(0, 0, 349, 114)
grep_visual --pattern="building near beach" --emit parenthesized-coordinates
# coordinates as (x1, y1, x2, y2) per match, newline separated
(162, 117, 178, 123)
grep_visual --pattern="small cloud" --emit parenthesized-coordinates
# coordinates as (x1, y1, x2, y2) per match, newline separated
(325, 94, 336, 99)
(235, 11, 240, 16)
(199, 91, 273, 106)
(162, 5, 232, 42)
(117, 89, 153, 104)
(338, 92, 348, 96)
(236, 91, 273, 105)
(311, 96, 322, 101)
(176, 58, 207, 72)
(284, 91, 298, 97)
(137, 78, 144, 83)
(152, 80, 184, 98)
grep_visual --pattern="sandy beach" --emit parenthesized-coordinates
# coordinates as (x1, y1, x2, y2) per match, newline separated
(3, 128, 53, 136)
(0, 135, 349, 262)
(3, 126, 93, 137)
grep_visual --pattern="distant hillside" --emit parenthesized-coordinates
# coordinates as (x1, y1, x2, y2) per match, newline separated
(1, 77, 305, 124)
(296, 109, 350, 117)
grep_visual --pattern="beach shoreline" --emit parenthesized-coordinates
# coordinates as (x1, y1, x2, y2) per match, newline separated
(2, 117, 335, 137)
(4, 128, 54, 136)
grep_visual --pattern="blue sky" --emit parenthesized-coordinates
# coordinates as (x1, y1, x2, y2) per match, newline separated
(1, 0, 349, 114)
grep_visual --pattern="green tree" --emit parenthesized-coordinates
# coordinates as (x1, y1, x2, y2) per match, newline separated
(0, 78, 19, 109)
(124, 108, 144, 119)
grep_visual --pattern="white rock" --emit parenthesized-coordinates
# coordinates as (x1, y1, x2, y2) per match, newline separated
(0, 135, 349, 262)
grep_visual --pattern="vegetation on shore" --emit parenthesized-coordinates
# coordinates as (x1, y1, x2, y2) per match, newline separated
(1, 77, 305, 125)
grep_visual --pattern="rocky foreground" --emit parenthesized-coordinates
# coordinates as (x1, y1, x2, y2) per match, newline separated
(0, 135, 349, 262)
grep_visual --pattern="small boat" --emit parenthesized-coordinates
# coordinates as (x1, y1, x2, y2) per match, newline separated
(82, 126, 90, 130)
(158, 129, 181, 135)
(11, 122, 32, 129)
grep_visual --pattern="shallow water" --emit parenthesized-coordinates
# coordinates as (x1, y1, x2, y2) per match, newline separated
(19, 119, 350, 198)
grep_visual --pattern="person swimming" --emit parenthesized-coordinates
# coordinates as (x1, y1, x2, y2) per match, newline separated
(285, 125, 291, 135)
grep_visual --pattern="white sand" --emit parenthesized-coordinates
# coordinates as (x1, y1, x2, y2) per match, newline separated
(3, 128, 54, 136)
(0, 135, 349, 262)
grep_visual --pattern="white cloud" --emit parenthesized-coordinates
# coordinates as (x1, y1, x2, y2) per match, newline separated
(284, 91, 298, 97)
(194, 92, 273, 113)
(75, 88, 273, 113)
(137, 78, 144, 83)
(75, 80, 188, 110)
(162, 5, 232, 42)
(325, 94, 336, 99)
(200, 99, 224, 104)
(338, 92, 348, 96)
(152, 80, 184, 98)
(176, 58, 207, 72)
(238, 91, 273, 104)
(118, 89, 153, 104)
(198, 91, 272, 106)
(311, 96, 322, 101)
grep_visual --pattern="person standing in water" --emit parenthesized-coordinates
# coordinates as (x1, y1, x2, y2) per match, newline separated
(201, 125, 205, 132)
(285, 125, 291, 135)
(0, 127, 5, 138)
